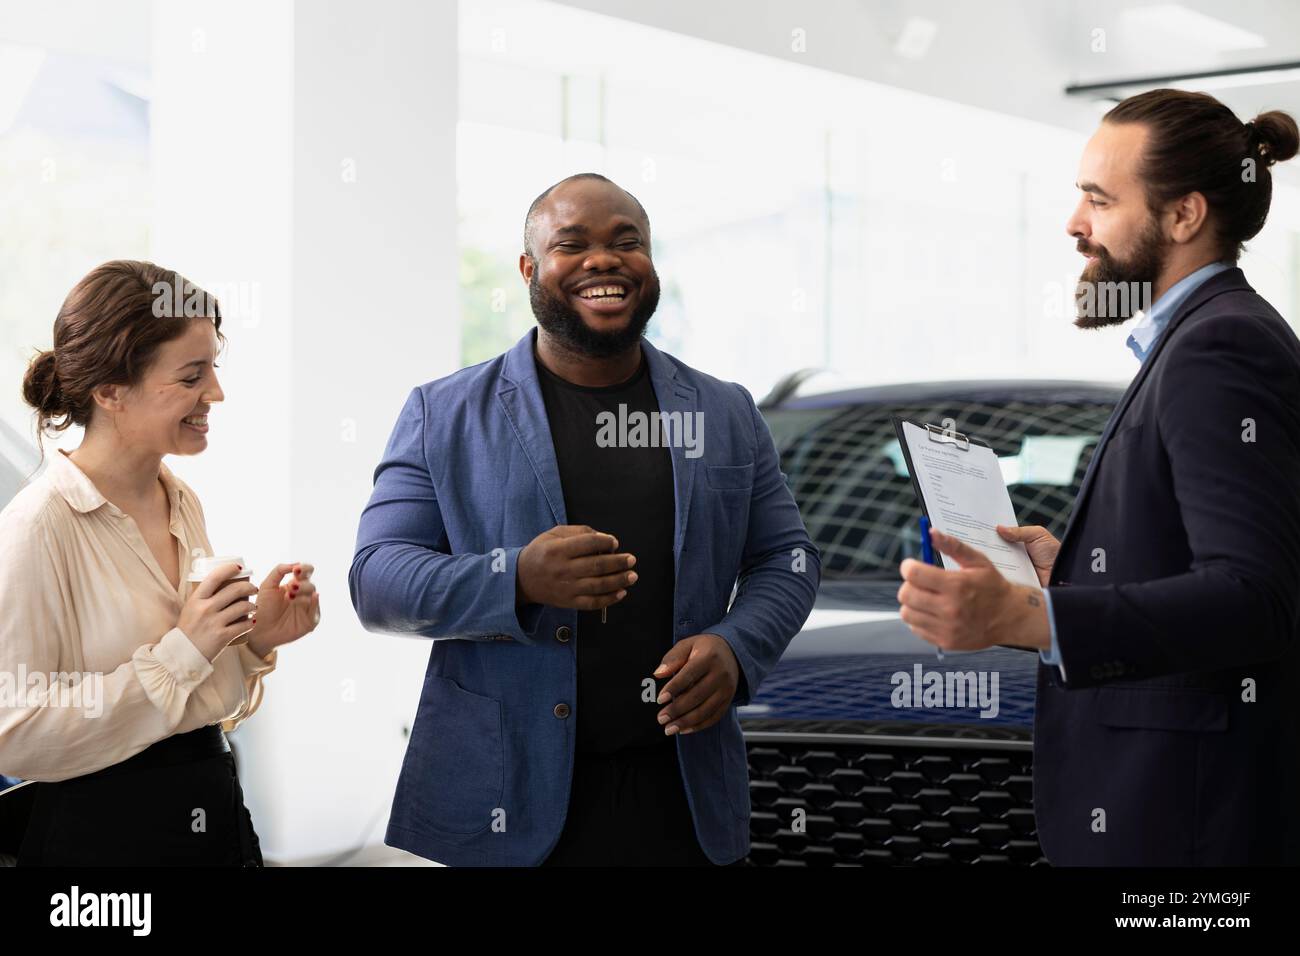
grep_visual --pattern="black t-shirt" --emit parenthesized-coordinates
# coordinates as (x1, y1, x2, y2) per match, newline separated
(535, 347, 677, 754)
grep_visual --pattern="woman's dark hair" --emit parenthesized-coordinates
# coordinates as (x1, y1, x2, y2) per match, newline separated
(21, 260, 224, 456)
(1104, 89, 1299, 261)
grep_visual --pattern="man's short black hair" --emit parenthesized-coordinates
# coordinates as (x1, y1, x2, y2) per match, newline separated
(522, 173, 649, 258)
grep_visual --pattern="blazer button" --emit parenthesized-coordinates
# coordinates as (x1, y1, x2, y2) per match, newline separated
(1090, 665, 1103, 680)
(555, 625, 571, 643)
(553, 702, 570, 719)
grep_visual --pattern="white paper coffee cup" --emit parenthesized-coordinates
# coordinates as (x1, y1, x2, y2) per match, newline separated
(187, 554, 253, 646)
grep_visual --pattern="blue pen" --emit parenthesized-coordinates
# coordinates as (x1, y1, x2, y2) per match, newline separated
(918, 517, 943, 661)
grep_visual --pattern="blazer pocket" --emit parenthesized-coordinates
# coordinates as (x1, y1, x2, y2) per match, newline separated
(1096, 685, 1228, 733)
(402, 675, 505, 834)
(706, 462, 755, 491)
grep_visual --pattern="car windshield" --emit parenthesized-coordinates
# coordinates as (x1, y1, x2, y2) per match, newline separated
(762, 396, 1116, 581)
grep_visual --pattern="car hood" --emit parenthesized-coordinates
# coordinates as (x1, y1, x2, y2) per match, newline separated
(737, 588, 1039, 729)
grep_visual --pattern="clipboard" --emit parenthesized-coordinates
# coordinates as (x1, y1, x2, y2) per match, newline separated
(891, 415, 996, 572)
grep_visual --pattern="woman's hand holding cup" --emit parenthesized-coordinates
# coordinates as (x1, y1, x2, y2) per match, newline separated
(178, 562, 260, 662)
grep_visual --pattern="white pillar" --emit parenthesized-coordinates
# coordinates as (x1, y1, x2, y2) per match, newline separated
(151, 0, 459, 862)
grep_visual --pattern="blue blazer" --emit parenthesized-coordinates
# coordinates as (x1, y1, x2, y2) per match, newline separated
(350, 328, 820, 865)
(1036, 267, 1300, 864)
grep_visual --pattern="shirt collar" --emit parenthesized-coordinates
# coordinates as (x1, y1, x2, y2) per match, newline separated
(47, 449, 185, 517)
(1126, 261, 1232, 362)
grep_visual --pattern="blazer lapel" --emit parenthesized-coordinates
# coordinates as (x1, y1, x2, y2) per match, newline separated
(497, 328, 567, 526)
(641, 338, 699, 581)
(1059, 267, 1252, 550)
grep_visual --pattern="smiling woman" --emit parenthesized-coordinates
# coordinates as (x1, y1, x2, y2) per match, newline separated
(1, 259, 321, 866)
(21, 261, 226, 462)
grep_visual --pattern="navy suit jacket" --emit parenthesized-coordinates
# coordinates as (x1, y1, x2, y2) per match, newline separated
(350, 328, 819, 865)
(1035, 267, 1300, 865)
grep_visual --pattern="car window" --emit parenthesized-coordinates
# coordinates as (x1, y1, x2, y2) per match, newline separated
(762, 398, 1116, 579)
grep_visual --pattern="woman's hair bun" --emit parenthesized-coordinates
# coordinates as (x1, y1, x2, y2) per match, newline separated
(1250, 110, 1300, 165)
(21, 349, 64, 419)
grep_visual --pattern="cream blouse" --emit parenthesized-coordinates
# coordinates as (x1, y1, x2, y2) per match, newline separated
(0, 448, 277, 782)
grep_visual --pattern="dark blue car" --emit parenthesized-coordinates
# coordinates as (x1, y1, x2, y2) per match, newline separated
(746, 378, 1122, 866)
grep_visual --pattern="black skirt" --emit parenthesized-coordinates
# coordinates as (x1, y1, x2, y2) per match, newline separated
(16, 724, 262, 867)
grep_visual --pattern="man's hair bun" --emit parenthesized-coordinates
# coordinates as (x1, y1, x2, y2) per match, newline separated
(1249, 110, 1300, 166)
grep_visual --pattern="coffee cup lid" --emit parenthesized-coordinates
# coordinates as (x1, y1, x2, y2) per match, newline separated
(187, 553, 249, 582)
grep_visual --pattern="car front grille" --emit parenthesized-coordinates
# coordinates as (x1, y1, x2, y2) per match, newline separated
(743, 730, 1047, 866)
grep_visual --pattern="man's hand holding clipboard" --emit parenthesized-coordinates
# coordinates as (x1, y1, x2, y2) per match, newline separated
(891, 417, 1059, 654)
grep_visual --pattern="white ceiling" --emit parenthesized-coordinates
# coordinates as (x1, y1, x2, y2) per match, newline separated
(551, 0, 1300, 184)
(4, 0, 1299, 184)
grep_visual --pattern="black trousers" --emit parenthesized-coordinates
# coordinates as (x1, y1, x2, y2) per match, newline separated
(17, 725, 262, 867)
(541, 740, 738, 867)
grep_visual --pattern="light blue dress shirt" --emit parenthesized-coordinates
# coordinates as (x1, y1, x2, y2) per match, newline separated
(1039, 261, 1231, 679)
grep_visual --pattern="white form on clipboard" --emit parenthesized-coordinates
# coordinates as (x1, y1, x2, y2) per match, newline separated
(895, 418, 1042, 590)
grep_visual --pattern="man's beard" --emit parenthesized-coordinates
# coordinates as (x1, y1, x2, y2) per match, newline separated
(1073, 215, 1167, 329)
(529, 269, 661, 358)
